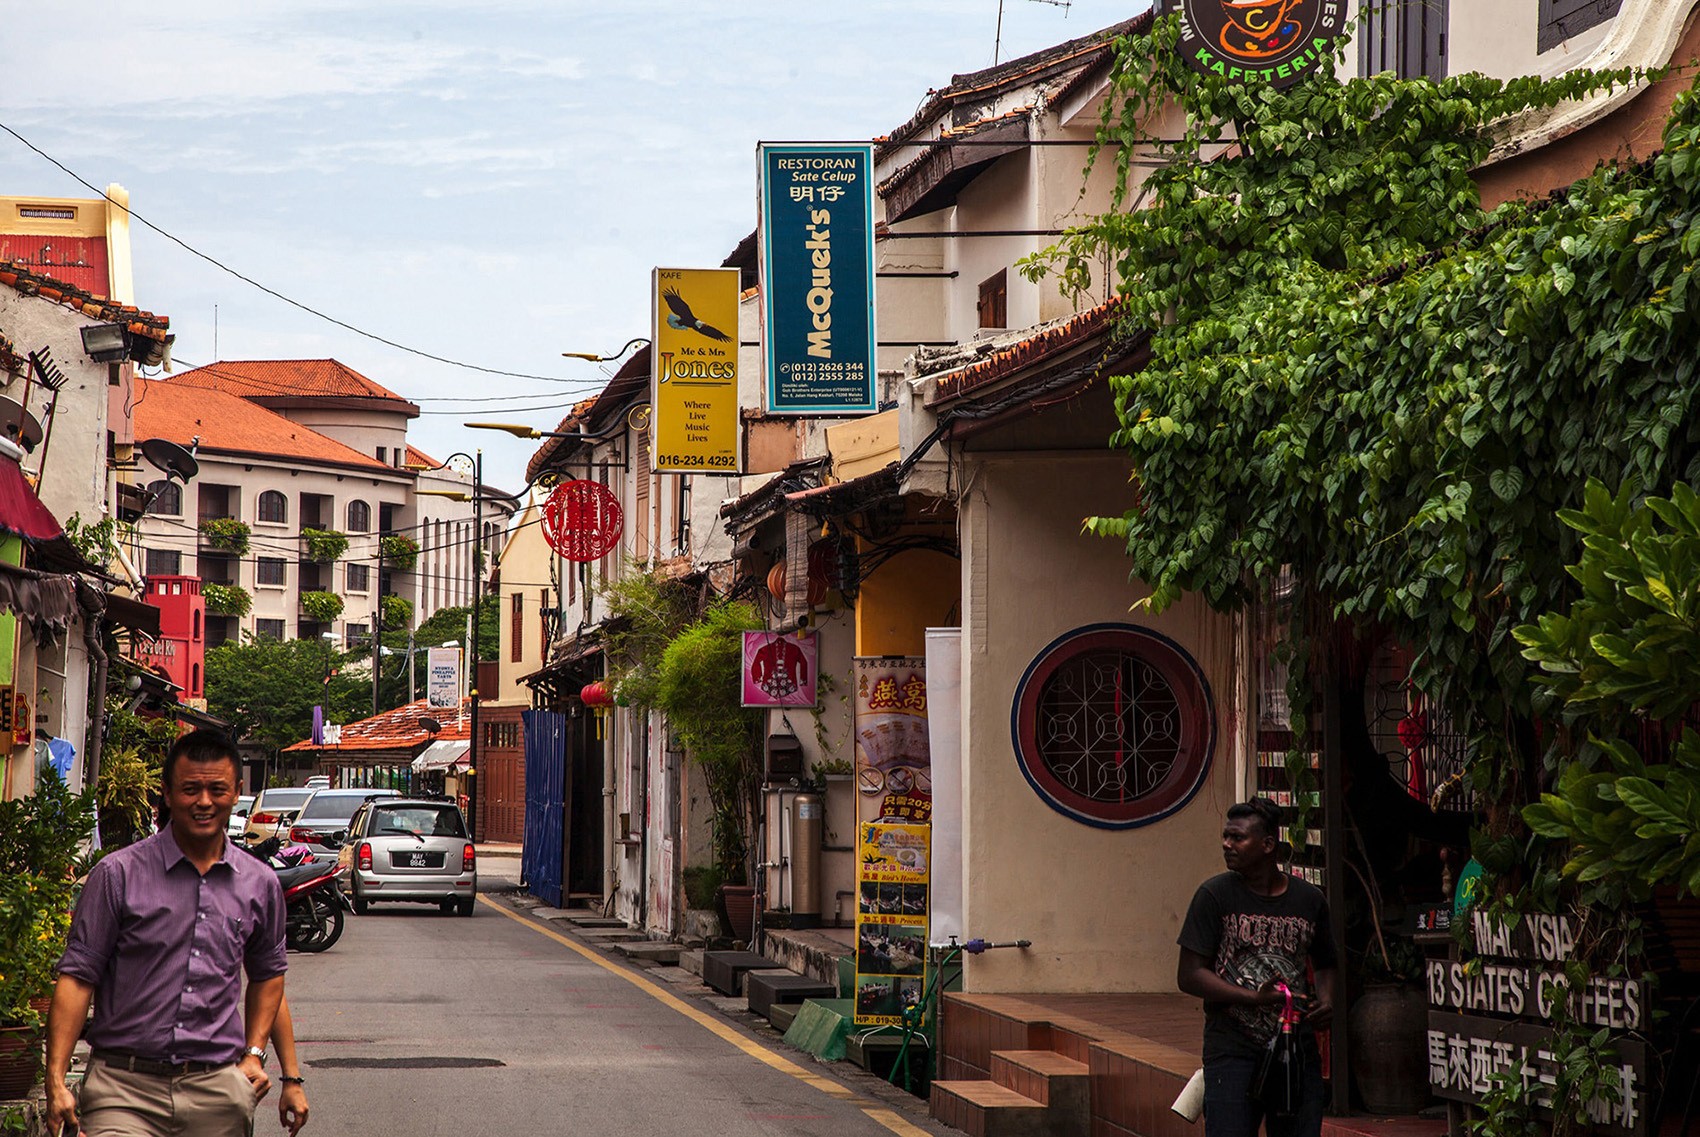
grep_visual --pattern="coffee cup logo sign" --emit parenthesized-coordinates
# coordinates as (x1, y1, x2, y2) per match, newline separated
(1178, 0, 1346, 87)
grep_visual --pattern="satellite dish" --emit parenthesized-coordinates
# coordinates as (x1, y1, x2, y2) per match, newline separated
(0, 397, 44, 452)
(140, 438, 200, 484)
(418, 716, 443, 735)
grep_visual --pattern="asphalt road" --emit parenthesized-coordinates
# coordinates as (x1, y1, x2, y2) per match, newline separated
(273, 871, 949, 1137)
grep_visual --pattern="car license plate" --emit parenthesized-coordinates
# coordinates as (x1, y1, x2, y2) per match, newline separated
(391, 850, 444, 869)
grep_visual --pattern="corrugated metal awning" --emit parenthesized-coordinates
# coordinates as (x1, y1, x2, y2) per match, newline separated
(411, 739, 471, 772)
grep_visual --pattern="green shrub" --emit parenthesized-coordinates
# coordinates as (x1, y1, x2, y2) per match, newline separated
(300, 590, 344, 622)
(201, 583, 251, 617)
(301, 527, 349, 564)
(198, 517, 251, 555)
(381, 594, 413, 629)
(380, 534, 420, 570)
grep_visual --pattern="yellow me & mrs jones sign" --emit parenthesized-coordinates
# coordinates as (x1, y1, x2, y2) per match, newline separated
(650, 266, 741, 474)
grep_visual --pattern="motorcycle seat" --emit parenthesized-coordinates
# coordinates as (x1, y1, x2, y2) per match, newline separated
(275, 862, 328, 889)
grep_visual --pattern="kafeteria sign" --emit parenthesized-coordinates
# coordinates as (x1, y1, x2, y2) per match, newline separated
(651, 266, 741, 473)
(759, 144, 877, 415)
(1178, 0, 1346, 87)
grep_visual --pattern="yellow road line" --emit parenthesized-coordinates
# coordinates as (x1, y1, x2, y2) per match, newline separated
(482, 896, 932, 1136)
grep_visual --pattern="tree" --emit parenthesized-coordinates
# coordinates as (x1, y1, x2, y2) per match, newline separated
(205, 635, 369, 759)
(373, 597, 499, 710)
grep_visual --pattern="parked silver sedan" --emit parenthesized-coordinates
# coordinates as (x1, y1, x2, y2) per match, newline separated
(337, 799, 477, 916)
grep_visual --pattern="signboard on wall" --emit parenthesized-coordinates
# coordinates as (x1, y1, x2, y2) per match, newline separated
(651, 266, 741, 473)
(854, 821, 930, 1026)
(1178, 0, 1346, 87)
(853, 657, 930, 825)
(741, 631, 818, 708)
(426, 646, 462, 708)
(1427, 912, 1649, 1137)
(759, 145, 878, 415)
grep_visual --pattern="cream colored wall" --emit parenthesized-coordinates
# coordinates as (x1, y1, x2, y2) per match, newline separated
(949, 155, 1040, 339)
(494, 498, 549, 708)
(0, 293, 112, 530)
(284, 406, 412, 471)
(957, 451, 1247, 993)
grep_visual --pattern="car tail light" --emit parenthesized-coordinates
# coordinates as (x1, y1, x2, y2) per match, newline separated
(251, 811, 278, 826)
(462, 843, 476, 873)
(290, 826, 315, 843)
(358, 842, 372, 871)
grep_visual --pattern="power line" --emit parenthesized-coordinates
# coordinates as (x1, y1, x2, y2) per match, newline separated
(165, 357, 608, 404)
(0, 119, 602, 385)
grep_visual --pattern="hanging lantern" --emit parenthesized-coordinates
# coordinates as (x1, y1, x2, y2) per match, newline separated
(765, 559, 787, 603)
(580, 681, 615, 708)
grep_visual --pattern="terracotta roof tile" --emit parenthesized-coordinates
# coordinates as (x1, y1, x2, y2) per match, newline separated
(403, 443, 438, 470)
(133, 378, 394, 471)
(167, 360, 418, 415)
(0, 258, 171, 353)
(283, 697, 470, 753)
(928, 298, 1125, 405)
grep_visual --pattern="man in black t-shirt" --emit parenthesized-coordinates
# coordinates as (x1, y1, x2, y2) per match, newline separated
(1177, 798, 1336, 1137)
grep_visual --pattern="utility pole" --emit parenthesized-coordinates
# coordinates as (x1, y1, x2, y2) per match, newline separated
(468, 448, 483, 843)
(372, 539, 384, 716)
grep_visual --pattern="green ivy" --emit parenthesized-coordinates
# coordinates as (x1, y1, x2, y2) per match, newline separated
(1027, 16, 1690, 826)
(381, 593, 414, 629)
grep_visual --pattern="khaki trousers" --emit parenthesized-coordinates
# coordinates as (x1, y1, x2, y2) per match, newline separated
(80, 1057, 259, 1137)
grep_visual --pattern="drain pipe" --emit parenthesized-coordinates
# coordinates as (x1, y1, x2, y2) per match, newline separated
(76, 581, 109, 791)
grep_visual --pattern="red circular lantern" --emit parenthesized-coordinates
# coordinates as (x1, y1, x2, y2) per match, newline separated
(580, 681, 615, 708)
(543, 479, 623, 563)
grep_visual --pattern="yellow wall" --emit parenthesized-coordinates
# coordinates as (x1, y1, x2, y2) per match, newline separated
(494, 498, 552, 707)
(855, 547, 960, 657)
(0, 186, 134, 303)
(957, 451, 1246, 994)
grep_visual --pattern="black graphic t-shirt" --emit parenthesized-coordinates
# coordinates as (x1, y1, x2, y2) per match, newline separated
(1177, 871, 1336, 1059)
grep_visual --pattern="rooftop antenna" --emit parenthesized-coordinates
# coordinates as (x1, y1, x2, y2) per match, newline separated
(994, 0, 1075, 66)
(28, 349, 69, 482)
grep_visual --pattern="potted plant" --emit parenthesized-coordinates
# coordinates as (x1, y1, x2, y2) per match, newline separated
(198, 517, 251, 555)
(379, 534, 420, 571)
(201, 583, 251, 617)
(300, 590, 344, 623)
(300, 527, 349, 564)
(381, 594, 413, 629)
(1348, 927, 1429, 1113)
(0, 767, 99, 1098)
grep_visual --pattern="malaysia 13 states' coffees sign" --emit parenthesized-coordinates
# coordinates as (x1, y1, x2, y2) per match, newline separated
(759, 145, 877, 415)
(1178, 0, 1346, 87)
(651, 266, 741, 473)
(1427, 910, 1649, 1137)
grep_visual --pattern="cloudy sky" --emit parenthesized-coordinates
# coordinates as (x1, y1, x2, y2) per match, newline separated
(2, 1, 1145, 490)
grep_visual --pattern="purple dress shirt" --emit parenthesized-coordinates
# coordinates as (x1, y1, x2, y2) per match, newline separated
(57, 827, 287, 1064)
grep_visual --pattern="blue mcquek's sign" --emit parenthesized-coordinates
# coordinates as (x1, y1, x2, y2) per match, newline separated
(760, 144, 878, 415)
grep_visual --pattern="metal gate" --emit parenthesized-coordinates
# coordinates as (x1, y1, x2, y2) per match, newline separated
(521, 710, 567, 908)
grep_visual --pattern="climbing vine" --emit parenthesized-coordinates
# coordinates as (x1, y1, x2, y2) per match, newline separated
(1027, 18, 1694, 826)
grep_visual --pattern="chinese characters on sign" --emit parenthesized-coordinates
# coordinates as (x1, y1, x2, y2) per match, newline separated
(1427, 912, 1649, 1137)
(651, 266, 741, 473)
(853, 657, 930, 825)
(854, 821, 930, 1027)
(741, 631, 818, 708)
(759, 145, 877, 415)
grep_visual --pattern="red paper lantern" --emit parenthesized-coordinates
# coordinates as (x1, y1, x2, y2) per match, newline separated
(580, 681, 615, 708)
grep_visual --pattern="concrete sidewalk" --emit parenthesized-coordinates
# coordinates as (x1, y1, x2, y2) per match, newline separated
(475, 841, 521, 858)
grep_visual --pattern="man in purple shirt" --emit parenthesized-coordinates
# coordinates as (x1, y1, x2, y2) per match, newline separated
(45, 730, 289, 1137)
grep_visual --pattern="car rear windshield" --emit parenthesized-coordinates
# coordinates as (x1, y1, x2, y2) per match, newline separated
(299, 793, 382, 822)
(259, 789, 312, 809)
(370, 805, 465, 838)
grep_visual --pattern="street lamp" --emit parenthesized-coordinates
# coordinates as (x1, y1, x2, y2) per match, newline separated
(560, 337, 648, 363)
(415, 449, 486, 842)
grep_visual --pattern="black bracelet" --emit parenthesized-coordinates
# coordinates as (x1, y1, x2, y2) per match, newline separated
(279, 1076, 305, 1085)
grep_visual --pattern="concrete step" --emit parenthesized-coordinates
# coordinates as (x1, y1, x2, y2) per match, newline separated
(612, 941, 682, 964)
(578, 928, 645, 944)
(930, 1080, 1050, 1137)
(989, 1050, 1090, 1127)
(678, 949, 705, 977)
(562, 915, 626, 928)
(745, 970, 837, 1018)
(739, 968, 793, 998)
(701, 950, 777, 996)
(767, 1003, 800, 1033)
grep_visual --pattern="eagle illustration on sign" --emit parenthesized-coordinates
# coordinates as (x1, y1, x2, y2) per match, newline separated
(662, 288, 730, 342)
(1178, 0, 1344, 87)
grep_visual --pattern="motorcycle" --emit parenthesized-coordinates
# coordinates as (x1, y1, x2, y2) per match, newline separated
(246, 838, 350, 952)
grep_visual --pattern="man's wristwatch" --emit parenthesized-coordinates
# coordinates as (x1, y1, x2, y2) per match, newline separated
(243, 1046, 268, 1063)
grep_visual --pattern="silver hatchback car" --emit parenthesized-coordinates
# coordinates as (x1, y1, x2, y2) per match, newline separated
(338, 799, 477, 916)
